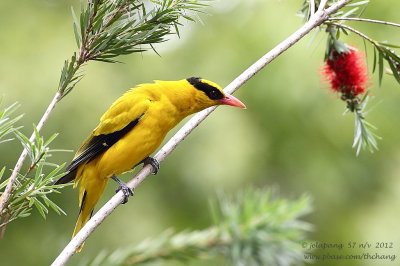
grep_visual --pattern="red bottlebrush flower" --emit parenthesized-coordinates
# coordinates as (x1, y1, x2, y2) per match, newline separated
(323, 47, 368, 99)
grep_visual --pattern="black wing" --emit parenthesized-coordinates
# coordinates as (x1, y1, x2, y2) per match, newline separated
(55, 117, 141, 184)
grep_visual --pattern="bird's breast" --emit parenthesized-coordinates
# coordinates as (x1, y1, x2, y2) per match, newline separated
(95, 102, 184, 178)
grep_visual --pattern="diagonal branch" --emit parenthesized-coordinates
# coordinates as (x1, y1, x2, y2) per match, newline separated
(51, 0, 351, 265)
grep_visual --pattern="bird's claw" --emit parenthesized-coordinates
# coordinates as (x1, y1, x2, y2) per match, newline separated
(116, 185, 134, 204)
(111, 175, 134, 204)
(142, 157, 160, 175)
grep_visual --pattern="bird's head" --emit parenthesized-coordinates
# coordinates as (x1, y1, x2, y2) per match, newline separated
(186, 77, 246, 111)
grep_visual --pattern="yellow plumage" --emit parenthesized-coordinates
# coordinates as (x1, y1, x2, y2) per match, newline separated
(55, 77, 245, 252)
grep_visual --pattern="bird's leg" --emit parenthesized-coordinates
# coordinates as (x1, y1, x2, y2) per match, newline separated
(141, 156, 160, 175)
(111, 175, 134, 204)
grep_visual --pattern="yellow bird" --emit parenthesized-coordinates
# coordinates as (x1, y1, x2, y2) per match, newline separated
(55, 77, 245, 248)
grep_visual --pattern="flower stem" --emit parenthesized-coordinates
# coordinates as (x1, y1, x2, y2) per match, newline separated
(327, 22, 378, 45)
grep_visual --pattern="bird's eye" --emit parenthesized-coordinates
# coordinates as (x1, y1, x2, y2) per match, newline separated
(208, 89, 223, 100)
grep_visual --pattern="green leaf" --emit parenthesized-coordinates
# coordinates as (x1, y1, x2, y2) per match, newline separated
(71, 6, 82, 47)
(43, 133, 58, 147)
(341, 7, 360, 19)
(387, 59, 400, 84)
(33, 163, 44, 186)
(0, 166, 5, 182)
(385, 47, 400, 61)
(372, 47, 377, 73)
(0, 102, 23, 142)
(16, 204, 31, 218)
(378, 42, 400, 49)
(43, 196, 66, 216)
(351, 95, 381, 155)
(32, 198, 48, 219)
(14, 130, 34, 162)
(378, 49, 384, 86)
(346, 0, 370, 7)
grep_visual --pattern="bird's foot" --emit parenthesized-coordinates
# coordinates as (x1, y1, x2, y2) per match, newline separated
(142, 157, 160, 175)
(111, 175, 134, 204)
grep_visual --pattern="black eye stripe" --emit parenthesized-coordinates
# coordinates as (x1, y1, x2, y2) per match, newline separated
(187, 77, 224, 100)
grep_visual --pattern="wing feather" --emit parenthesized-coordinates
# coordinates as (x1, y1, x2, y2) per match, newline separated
(55, 91, 151, 184)
(65, 117, 143, 173)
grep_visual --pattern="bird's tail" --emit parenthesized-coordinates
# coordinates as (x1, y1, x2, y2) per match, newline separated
(73, 172, 108, 253)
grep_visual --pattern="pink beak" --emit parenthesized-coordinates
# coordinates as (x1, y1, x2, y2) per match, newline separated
(219, 94, 246, 109)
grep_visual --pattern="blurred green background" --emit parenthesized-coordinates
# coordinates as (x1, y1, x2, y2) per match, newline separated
(1, 0, 400, 265)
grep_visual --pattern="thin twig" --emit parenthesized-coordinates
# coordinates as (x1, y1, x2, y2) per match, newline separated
(51, 1, 351, 265)
(328, 22, 377, 44)
(317, 0, 328, 13)
(0, 92, 62, 218)
(327, 17, 400, 28)
(310, 0, 316, 17)
(0, 212, 11, 238)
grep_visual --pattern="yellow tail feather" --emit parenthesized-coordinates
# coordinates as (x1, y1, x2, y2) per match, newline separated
(72, 175, 108, 253)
